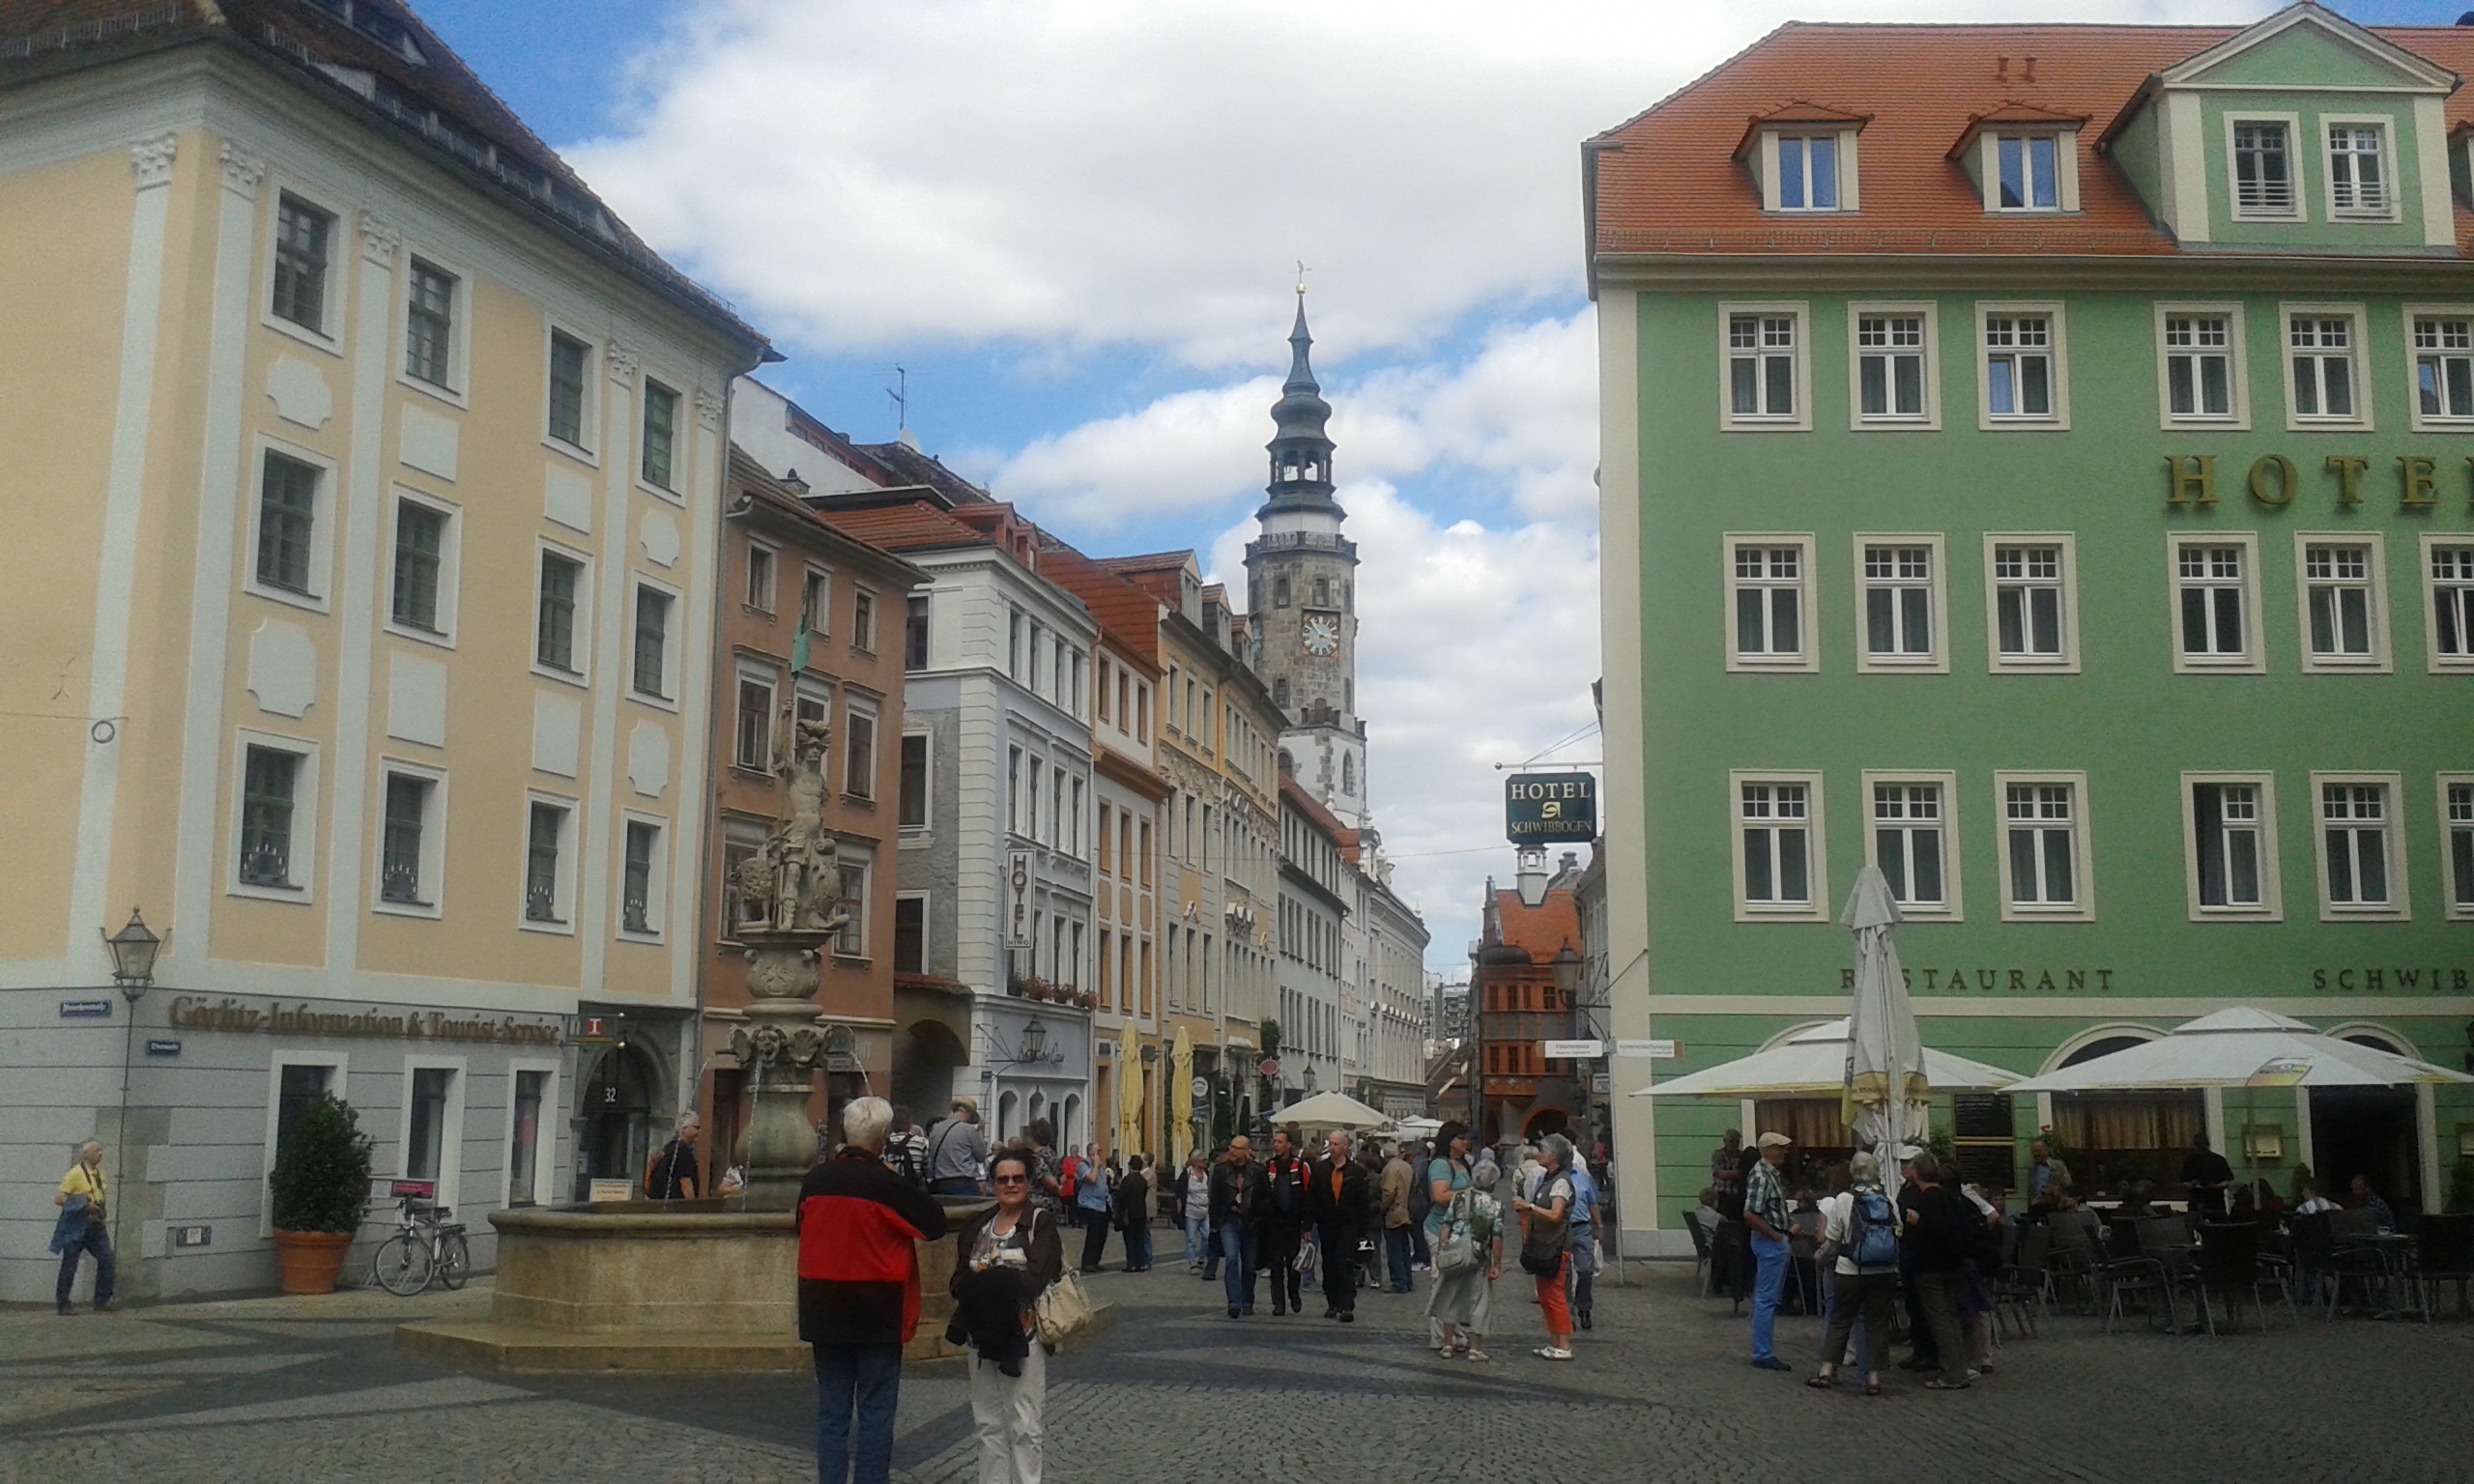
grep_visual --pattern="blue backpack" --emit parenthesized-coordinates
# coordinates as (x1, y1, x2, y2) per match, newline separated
(1846, 1187, 1899, 1270)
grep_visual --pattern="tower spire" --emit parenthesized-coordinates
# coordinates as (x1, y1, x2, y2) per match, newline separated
(1262, 275, 1338, 518)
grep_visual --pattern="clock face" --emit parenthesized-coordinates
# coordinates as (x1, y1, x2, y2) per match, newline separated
(1301, 613, 1340, 657)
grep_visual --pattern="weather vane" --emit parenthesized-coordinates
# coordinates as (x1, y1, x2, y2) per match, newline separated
(1295, 259, 1310, 297)
(886, 365, 908, 432)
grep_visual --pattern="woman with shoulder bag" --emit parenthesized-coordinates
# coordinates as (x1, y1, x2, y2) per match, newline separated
(1426, 1156, 1506, 1360)
(949, 1148, 1065, 1484)
(1511, 1134, 1577, 1361)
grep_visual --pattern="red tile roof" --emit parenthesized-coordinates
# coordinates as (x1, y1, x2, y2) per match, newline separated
(1589, 20, 2474, 262)
(1036, 539, 1165, 673)
(810, 500, 987, 554)
(1488, 889, 1580, 963)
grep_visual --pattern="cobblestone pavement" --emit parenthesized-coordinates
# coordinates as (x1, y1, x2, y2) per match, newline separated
(3, 1254, 2468, 1484)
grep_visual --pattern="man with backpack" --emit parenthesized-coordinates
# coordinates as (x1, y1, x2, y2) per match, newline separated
(1809, 1151, 1899, 1394)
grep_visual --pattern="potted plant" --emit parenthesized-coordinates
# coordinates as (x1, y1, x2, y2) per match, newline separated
(268, 1093, 374, 1295)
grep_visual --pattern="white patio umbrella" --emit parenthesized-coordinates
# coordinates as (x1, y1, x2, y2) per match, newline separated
(1277, 1089, 1391, 1129)
(1842, 866, 1931, 1197)
(2002, 1008, 2474, 1093)
(1630, 1020, 2019, 1098)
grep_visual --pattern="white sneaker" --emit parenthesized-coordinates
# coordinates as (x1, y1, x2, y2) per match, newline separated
(1534, 1346, 1574, 1361)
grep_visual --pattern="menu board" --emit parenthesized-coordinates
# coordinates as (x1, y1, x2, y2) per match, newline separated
(1952, 1094, 2013, 1140)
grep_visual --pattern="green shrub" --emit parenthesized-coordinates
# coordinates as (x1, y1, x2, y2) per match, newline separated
(269, 1095, 374, 1234)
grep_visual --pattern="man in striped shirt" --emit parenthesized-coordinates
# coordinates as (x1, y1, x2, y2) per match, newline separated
(1743, 1131, 1795, 1372)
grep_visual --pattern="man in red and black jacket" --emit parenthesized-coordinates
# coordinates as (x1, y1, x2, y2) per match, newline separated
(795, 1096, 948, 1484)
(1258, 1128, 1312, 1317)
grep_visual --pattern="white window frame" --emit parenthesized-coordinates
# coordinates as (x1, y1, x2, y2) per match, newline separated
(396, 247, 472, 408)
(501, 1058, 561, 1210)
(741, 537, 778, 616)
(1995, 769, 2092, 923)
(1729, 769, 1827, 924)
(2402, 304, 2474, 432)
(733, 661, 777, 774)
(2167, 530, 2265, 675)
(893, 891, 930, 975)
(637, 371, 687, 502)
(245, 436, 338, 614)
(1979, 129, 2079, 214)
(1975, 302, 2069, 430)
(2281, 303, 2373, 432)
(1981, 532, 2081, 674)
(1853, 532, 1947, 674)
(229, 728, 319, 904)
(1862, 768, 1961, 920)
(2311, 771, 2407, 922)
(799, 564, 833, 638)
(2320, 115, 2399, 222)
(1723, 532, 1817, 672)
(372, 757, 447, 920)
(1760, 129, 1857, 214)
(260, 180, 347, 355)
(2180, 770, 2283, 922)
(2154, 302, 2249, 429)
(627, 574, 683, 710)
(617, 810, 669, 943)
(851, 585, 878, 653)
(1846, 301, 1940, 430)
(2438, 772, 2474, 922)
(518, 789, 579, 935)
(532, 539, 593, 687)
(834, 842, 873, 959)
(2292, 532, 2391, 673)
(259, 1052, 348, 1236)
(2227, 113, 2305, 222)
(2419, 533, 2474, 673)
(844, 693, 880, 800)
(718, 815, 768, 943)
(397, 1053, 468, 1214)
(1718, 301, 1811, 432)
(384, 485, 461, 649)
(899, 729, 933, 836)
(541, 320, 600, 465)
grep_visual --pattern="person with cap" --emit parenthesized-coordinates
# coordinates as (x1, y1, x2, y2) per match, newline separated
(1743, 1131, 1796, 1372)
(924, 1099, 991, 1198)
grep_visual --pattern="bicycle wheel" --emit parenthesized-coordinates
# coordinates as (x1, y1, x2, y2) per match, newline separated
(436, 1228, 471, 1291)
(373, 1232, 433, 1296)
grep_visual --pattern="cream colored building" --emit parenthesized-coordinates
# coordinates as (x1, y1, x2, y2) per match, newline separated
(0, 5, 766, 1300)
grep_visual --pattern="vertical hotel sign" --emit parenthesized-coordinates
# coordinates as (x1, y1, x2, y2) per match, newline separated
(1505, 773, 1597, 844)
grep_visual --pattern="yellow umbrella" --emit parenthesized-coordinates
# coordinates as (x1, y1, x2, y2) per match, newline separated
(1169, 1026, 1194, 1168)
(1116, 1019, 1143, 1158)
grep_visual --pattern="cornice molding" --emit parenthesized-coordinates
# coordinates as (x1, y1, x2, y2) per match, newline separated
(1593, 249, 2474, 297)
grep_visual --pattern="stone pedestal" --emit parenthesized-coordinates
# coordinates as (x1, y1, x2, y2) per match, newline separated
(734, 930, 833, 1212)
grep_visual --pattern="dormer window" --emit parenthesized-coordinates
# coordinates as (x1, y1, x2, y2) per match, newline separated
(1996, 135, 2058, 211)
(1776, 134, 1840, 211)
(2231, 121, 2298, 218)
(2326, 123, 2392, 217)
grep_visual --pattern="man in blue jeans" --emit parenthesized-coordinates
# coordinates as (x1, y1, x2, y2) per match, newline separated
(1207, 1135, 1264, 1318)
(795, 1097, 949, 1484)
(1742, 1130, 1795, 1372)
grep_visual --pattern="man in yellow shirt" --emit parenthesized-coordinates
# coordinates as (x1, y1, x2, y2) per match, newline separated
(52, 1140, 117, 1315)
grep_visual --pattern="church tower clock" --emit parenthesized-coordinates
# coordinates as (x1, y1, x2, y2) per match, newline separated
(1245, 288, 1367, 828)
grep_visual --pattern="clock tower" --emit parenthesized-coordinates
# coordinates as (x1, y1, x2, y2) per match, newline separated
(1245, 289, 1367, 828)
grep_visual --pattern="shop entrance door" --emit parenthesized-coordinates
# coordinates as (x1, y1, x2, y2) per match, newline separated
(2308, 1086, 2420, 1217)
(580, 1043, 656, 1200)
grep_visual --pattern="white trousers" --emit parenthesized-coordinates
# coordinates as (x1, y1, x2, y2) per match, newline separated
(967, 1339, 1047, 1484)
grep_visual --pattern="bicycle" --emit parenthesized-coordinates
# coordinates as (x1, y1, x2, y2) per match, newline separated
(371, 1184, 469, 1297)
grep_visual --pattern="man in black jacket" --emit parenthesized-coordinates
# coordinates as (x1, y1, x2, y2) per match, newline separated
(1208, 1135, 1265, 1319)
(1258, 1128, 1312, 1316)
(1308, 1129, 1374, 1322)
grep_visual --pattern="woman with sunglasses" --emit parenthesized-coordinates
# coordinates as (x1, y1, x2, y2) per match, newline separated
(948, 1146, 1063, 1483)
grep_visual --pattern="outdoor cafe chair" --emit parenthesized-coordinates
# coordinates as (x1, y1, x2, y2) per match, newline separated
(2191, 1222, 2272, 1335)
(2135, 1214, 2203, 1320)
(2318, 1209, 2409, 1319)
(1683, 1205, 1716, 1298)
(2410, 1213, 2474, 1320)
(1993, 1222, 2047, 1337)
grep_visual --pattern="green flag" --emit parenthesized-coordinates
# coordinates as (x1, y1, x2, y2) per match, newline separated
(791, 625, 810, 672)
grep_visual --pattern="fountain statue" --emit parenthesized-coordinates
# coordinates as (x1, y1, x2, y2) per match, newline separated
(726, 714, 849, 1210)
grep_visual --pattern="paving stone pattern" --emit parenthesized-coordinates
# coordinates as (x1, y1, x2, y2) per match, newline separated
(2, 1258, 2467, 1482)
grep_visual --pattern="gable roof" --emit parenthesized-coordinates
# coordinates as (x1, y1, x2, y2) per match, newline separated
(1588, 14, 2474, 265)
(0, 1, 765, 353)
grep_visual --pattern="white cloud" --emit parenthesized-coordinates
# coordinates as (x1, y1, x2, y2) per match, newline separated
(573, 0, 2263, 367)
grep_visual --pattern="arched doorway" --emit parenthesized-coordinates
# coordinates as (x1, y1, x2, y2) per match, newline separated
(580, 1042, 658, 1198)
(2310, 1028, 2424, 1214)
(1521, 1106, 1569, 1142)
(893, 1018, 970, 1121)
(996, 1090, 1021, 1143)
(1062, 1093, 1082, 1153)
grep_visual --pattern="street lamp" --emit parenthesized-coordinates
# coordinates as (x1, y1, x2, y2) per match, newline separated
(102, 907, 161, 998)
(1019, 1017, 1048, 1064)
(1549, 941, 1582, 1004)
(1304, 1064, 1318, 1095)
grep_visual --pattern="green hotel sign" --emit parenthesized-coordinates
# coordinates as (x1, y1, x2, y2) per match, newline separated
(1506, 772, 1597, 844)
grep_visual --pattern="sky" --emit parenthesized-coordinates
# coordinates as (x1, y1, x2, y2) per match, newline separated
(409, 0, 2457, 974)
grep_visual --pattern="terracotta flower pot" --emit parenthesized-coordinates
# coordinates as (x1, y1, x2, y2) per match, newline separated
(272, 1229, 356, 1295)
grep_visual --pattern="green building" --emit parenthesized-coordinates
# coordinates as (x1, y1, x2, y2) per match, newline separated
(1589, 5, 2474, 1255)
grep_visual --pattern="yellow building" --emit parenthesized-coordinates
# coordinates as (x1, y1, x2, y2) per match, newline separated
(0, 3, 767, 1299)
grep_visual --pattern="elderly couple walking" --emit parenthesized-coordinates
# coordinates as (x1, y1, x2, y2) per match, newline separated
(801, 1096, 1060, 1484)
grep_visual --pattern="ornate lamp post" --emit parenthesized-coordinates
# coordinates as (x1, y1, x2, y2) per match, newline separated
(101, 908, 161, 1263)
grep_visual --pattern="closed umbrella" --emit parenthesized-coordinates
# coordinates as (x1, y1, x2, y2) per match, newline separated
(1117, 1019, 1144, 1160)
(1842, 866, 1930, 1198)
(1169, 1027, 1194, 1168)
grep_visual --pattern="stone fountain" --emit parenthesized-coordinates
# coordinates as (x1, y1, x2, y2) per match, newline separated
(727, 715, 847, 1211)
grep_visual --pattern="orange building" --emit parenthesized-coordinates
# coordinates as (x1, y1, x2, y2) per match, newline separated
(1469, 878, 1587, 1148)
(698, 449, 926, 1174)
